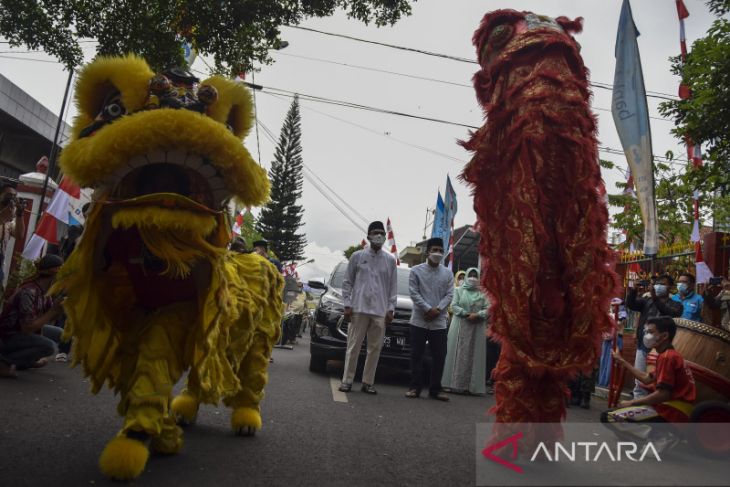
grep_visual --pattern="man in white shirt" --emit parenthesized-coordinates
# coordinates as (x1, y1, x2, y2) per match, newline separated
(339, 221, 398, 394)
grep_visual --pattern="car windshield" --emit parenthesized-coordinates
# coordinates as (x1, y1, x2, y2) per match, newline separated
(329, 262, 411, 296)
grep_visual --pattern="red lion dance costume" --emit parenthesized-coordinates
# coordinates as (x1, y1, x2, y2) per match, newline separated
(462, 10, 618, 441)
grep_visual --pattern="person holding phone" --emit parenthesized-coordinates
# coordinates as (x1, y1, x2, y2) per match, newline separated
(625, 274, 682, 399)
(704, 277, 730, 331)
(0, 179, 26, 288)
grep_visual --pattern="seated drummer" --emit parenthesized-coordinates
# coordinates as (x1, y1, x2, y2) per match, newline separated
(601, 316, 696, 425)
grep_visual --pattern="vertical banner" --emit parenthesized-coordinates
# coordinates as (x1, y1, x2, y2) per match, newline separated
(431, 191, 446, 241)
(612, 0, 658, 256)
(443, 175, 458, 241)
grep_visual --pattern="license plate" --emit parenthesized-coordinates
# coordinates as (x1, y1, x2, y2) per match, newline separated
(397, 337, 406, 347)
(383, 336, 391, 348)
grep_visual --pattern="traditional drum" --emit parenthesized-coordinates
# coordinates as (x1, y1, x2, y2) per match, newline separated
(647, 318, 730, 403)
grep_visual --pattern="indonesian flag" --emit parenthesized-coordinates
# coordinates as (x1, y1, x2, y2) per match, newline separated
(360, 238, 368, 248)
(283, 262, 299, 279)
(386, 217, 400, 265)
(22, 176, 81, 260)
(690, 190, 712, 283)
(232, 208, 246, 235)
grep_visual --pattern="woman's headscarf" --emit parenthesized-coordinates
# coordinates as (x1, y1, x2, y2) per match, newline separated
(454, 270, 466, 288)
(461, 267, 481, 291)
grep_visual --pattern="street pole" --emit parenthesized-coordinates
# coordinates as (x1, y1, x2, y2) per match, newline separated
(35, 68, 74, 230)
(422, 206, 432, 240)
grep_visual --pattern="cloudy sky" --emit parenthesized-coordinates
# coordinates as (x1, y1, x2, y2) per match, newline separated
(0, 0, 716, 281)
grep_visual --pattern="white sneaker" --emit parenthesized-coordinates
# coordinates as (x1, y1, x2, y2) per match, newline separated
(54, 353, 68, 362)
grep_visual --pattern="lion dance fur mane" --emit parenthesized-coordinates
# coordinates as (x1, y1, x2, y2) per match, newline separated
(461, 10, 618, 442)
(53, 55, 283, 480)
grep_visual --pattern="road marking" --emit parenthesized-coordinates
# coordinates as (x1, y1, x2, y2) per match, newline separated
(330, 377, 348, 403)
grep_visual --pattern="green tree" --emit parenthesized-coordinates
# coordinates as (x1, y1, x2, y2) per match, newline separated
(343, 243, 362, 259)
(659, 0, 730, 228)
(0, 0, 415, 73)
(603, 158, 703, 248)
(257, 96, 306, 261)
(230, 210, 264, 247)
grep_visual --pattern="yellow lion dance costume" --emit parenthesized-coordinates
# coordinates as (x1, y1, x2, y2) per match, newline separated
(52, 55, 283, 480)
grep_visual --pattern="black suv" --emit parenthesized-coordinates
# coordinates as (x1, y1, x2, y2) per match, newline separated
(309, 261, 414, 373)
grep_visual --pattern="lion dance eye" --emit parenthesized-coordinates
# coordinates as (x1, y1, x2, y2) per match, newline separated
(489, 24, 514, 49)
(102, 102, 124, 120)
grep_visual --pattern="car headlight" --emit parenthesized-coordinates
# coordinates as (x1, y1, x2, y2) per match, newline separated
(314, 324, 331, 337)
(320, 293, 344, 312)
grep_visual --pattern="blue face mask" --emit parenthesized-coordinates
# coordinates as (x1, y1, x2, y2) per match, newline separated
(654, 284, 668, 297)
(677, 282, 690, 295)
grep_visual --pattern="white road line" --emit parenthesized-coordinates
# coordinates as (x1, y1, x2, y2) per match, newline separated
(330, 377, 349, 403)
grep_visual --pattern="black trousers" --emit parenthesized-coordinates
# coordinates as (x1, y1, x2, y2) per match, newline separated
(409, 325, 447, 396)
(486, 336, 501, 383)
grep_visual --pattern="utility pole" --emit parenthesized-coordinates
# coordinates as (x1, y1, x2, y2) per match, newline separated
(36, 69, 73, 229)
(422, 206, 434, 240)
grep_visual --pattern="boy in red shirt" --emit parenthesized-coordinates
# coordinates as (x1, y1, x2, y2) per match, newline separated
(601, 316, 696, 447)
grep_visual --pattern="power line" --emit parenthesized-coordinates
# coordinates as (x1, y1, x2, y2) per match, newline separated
(246, 81, 480, 129)
(256, 118, 371, 226)
(285, 25, 679, 101)
(257, 84, 687, 164)
(193, 66, 689, 166)
(273, 51, 672, 122)
(273, 51, 472, 88)
(303, 171, 367, 233)
(262, 91, 467, 163)
(303, 164, 370, 225)
(286, 25, 475, 63)
(0, 55, 60, 64)
(0, 40, 97, 44)
(255, 117, 368, 232)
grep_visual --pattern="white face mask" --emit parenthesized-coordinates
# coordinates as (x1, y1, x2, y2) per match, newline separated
(467, 277, 479, 286)
(428, 252, 443, 264)
(654, 284, 668, 297)
(368, 234, 385, 246)
(643, 333, 659, 349)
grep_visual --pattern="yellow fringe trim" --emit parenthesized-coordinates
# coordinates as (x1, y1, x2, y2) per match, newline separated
(111, 207, 222, 278)
(53, 202, 284, 406)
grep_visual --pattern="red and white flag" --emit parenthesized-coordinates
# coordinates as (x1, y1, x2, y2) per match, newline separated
(22, 176, 82, 260)
(386, 217, 400, 265)
(282, 262, 299, 280)
(232, 208, 246, 235)
(690, 190, 712, 283)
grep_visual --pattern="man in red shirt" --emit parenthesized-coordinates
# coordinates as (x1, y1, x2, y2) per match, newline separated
(601, 316, 696, 447)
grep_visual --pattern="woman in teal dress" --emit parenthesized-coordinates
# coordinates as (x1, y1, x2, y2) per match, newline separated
(442, 267, 489, 395)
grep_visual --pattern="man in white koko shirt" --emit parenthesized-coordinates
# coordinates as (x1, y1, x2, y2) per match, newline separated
(339, 221, 398, 394)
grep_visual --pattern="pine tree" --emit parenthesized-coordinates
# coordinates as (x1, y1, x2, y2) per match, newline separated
(257, 96, 306, 261)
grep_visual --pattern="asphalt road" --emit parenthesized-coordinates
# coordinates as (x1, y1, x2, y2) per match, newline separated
(0, 336, 611, 487)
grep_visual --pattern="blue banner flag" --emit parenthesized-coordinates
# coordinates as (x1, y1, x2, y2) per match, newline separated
(612, 0, 658, 255)
(431, 191, 446, 241)
(442, 174, 458, 244)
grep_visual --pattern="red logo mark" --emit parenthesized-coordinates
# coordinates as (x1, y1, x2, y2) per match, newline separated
(481, 432, 524, 474)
